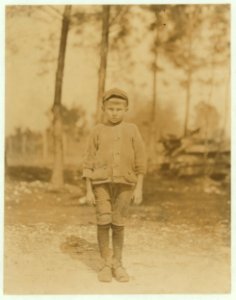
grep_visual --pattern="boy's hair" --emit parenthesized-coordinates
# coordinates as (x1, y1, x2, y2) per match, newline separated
(103, 88, 128, 105)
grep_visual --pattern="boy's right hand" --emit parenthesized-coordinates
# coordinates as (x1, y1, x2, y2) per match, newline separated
(86, 190, 96, 206)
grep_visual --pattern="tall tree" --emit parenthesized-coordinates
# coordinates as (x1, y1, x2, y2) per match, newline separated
(200, 5, 230, 150)
(72, 5, 132, 123)
(139, 5, 180, 164)
(95, 5, 132, 121)
(51, 5, 71, 189)
(107, 5, 133, 82)
(96, 5, 110, 122)
(145, 5, 167, 161)
(201, 5, 230, 167)
(166, 5, 205, 136)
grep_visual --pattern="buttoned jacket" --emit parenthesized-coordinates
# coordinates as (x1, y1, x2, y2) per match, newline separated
(82, 122, 146, 184)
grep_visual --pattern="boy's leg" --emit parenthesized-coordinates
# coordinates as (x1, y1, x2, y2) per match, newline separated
(111, 224, 124, 266)
(93, 183, 113, 282)
(111, 184, 134, 282)
(111, 224, 129, 282)
(97, 223, 112, 282)
(97, 223, 111, 262)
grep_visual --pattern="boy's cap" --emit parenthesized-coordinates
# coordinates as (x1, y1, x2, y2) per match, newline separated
(103, 88, 128, 104)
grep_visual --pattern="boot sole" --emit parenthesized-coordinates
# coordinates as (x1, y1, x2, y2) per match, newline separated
(112, 269, 129, 282)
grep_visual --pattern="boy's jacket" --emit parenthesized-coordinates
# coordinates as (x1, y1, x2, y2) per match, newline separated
(82, 122, 147, 184)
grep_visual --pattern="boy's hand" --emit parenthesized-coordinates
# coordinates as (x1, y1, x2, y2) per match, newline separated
(86, 190, 96, 206)
(132, 187, 143, 205)
(85, 178, 96, 206)
(132, 174, 144, 205)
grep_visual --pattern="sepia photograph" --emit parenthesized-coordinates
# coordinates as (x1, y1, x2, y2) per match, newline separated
(2, 0, 232, 296)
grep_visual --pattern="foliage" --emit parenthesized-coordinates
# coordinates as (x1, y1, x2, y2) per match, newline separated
(60, 105, 88, 139)
(129, 100, 182, 143)
(5, 4, 231, 171)
(193, 101, 220, 139)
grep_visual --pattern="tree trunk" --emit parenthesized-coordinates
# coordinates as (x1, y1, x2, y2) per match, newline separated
(151, 49, 158, 125)
(222, 67, 230, 139)
(62, 132, 68, 161)
(22, 134, 27, 156)
(149, 46, 159, 167)
(96, 5, 110, 122)
(148, 14, 160, 169)
(184, 66, 192, 136)
(51, 5, 71, 189)
(42, 130, 48, 163)
(203, 56, 215, 173)
(183, 25, 194, 137)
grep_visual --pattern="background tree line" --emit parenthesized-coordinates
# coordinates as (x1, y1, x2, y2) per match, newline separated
(5, 4, 230, 188)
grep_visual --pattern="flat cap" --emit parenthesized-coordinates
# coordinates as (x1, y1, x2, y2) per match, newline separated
(102, 88, 128, 103)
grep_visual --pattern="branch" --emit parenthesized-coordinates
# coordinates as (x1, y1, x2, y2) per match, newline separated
(47, 5, 64, 19)
(109, 5, 129, 27)
(39, 6, 62, 22)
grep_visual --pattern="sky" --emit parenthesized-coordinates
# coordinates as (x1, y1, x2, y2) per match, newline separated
(5, 4, 231, 137)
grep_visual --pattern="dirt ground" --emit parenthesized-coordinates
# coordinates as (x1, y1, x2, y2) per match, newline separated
(4, 169, 231, 294)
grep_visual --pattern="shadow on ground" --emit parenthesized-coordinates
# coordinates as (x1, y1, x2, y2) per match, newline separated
(60, 235, 101, 272)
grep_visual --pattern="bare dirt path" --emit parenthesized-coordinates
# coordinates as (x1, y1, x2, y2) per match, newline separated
(4, 179, 230, 294)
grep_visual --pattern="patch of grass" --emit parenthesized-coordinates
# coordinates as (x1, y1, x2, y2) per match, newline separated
(6, 166, 83, 185)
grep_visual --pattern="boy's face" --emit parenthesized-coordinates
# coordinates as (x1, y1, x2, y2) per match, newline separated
(102, 98, 128, 124)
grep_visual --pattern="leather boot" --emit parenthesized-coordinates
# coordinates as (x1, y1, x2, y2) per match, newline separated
(111, 224, 129, 282)
(97, 224, 112, 282)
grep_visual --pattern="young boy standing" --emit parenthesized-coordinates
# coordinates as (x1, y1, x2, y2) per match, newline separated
(83, 88, 146, 283)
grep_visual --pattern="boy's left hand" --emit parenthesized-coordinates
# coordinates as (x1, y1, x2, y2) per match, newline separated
(132, 187, 143, 205)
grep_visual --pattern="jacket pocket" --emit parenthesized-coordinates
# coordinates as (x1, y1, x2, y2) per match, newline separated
(91, 166, 109, 180)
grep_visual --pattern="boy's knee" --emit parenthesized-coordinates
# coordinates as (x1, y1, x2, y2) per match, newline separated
(97, 223, 111, 230)
(111, 224, 125, 231)
(97, 212, 112, 225)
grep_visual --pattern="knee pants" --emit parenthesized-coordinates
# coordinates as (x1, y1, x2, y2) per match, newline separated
(93, 183, 134, 226)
